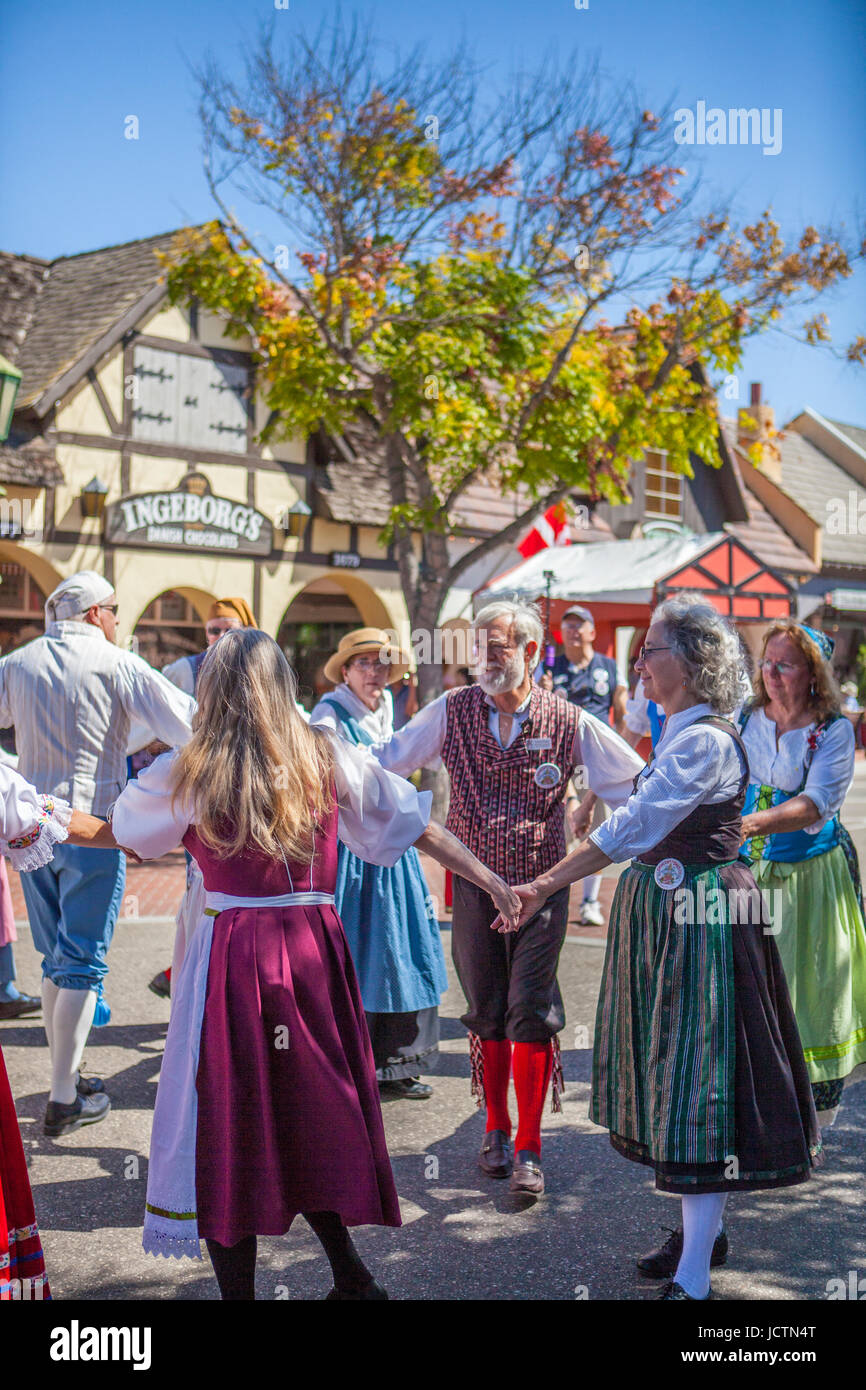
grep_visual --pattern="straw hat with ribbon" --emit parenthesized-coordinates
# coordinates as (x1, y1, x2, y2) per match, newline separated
(324, 628, 412, 685)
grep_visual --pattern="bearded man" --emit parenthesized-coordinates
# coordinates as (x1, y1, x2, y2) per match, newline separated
(372, 601, 643, 1195)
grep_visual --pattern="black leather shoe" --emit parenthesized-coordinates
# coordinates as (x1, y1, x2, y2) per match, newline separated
(148, 970, 171, 999)
(509, 1149, 544, 1196)
(76, 1073, 106, 1097)
(478, 1129, 513, 1178)
(44, 1092, 111, 1136)
(325, 1279, 388, 1300)
(0, 994, 41, 1019)
(378, 1078, 432, 1100)
(657, 1279, 714, 1300)
(637, 1226, 728, 1279)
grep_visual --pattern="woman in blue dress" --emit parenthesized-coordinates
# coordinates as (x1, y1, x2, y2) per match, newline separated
(311, 629, 448, 1100)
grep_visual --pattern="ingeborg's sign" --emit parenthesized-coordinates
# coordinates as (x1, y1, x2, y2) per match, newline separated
(105, 483, 272, 556)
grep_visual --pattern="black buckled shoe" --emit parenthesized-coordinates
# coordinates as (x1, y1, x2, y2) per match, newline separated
(378, 1077, 432, 1100)
(76, 1073, 106, 1097)
(637, 1226, 728, 1278)
(657, 1279, 714, 1300)
(478, 1129, 513, 1178)
(44, 1091, 111, 1137)
(509, 1149, 544, 1196)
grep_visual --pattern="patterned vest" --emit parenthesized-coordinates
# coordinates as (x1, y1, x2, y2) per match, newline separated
(442, 683, 581, 884)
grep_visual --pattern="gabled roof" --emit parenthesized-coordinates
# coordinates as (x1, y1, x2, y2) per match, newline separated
(775, 429, 866, 568)
(2, 230, 187, 415)
(825, 417, 866, 457)
(718, 419, 818, 576)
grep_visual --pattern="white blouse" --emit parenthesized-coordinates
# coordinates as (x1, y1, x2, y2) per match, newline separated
(590, 703, 746, 862)
(110, 736, 432, 870)
(737, 704, 855, 831)
(370, 691, 645, 810)
(0, 761, 73, 872)
(310, 682, 395, 744)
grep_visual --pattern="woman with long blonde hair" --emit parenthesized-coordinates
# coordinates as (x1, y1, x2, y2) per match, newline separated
(111, 629, 519, 1300)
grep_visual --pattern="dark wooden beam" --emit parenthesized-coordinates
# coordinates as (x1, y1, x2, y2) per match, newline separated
(87, 368, 122, 436)
(49, 430, 307, 477)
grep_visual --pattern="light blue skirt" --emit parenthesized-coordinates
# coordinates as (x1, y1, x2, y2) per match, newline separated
(335, 843, 448, 1014)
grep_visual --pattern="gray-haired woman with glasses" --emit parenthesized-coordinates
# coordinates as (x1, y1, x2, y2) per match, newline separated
(502, 596, 820, 1301)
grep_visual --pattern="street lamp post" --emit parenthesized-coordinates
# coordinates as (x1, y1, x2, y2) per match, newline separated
(543, 568, 555, 673)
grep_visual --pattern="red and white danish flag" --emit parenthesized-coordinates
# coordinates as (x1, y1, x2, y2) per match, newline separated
(517, 502, 571, 559)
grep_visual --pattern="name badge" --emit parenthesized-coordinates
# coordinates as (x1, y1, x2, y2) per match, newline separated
(654, 858, 685, 890)
(534, 762, 562, 789)
(527, 737, 552, 750)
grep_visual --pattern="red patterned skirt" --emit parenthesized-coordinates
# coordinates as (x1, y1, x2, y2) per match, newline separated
(0, 1046, 50, 1301)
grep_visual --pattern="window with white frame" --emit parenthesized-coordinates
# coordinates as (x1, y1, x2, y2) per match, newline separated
(644, 450, 683, 520)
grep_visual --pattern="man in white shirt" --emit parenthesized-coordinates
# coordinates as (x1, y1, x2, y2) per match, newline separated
(0, 572, 195, 1136)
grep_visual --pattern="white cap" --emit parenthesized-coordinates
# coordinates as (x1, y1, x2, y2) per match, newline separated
(45, 571, 115, 624)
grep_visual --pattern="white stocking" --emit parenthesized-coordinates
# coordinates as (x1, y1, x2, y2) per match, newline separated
(582, 874, 602, 904)
(49, 988, 97, 1104)
(41, 977, 60, 1055)
(674, 1193, 728, 1299)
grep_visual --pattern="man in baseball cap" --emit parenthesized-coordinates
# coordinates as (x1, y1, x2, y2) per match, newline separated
(543, 604, 627, 927)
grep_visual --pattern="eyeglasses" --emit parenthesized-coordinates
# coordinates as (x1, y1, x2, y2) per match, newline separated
(205, 624, 228, 636)
(638, 645, 672, 660)
(99, 604, 119, 616)
(351, 655, 389, 673)
(759, 659, 806, 677)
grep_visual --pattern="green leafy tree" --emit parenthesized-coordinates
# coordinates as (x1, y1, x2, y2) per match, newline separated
(164, 17, 864, 699)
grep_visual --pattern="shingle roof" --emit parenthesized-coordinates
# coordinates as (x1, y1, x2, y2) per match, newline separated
(776, 430, 866, 567)
(0, 440, 63, 487)
(826, 418, 866, 457)
(0, 252, 50, 366)
(314, 428, 534, 536)
(5, 230, 181, 410)
(718, 420, 818, 576)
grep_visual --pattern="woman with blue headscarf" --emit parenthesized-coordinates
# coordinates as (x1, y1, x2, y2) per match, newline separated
(738, 621, 866, 1127)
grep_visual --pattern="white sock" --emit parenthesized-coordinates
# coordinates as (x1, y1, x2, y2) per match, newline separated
(582, 874, 601, 904)
(41, 977, 60, 1055)
(49, 988, 97, 1104)
(675, 1193, 728, 1299)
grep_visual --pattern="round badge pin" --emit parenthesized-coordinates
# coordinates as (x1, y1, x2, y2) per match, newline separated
(534, 762, 562, 789)
(654, 857, 685, 890)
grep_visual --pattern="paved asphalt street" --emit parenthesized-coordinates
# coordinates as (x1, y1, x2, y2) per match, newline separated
(3, 762, 866, 1304)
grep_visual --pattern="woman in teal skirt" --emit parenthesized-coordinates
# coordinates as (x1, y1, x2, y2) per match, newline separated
(311, 629, 448, 1101)
(503, 596, 820, 1301)
(738, 621, 866, 1126)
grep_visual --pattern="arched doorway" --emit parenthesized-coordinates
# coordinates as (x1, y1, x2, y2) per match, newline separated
(0, 544, 63, 656)
(132, 588, 211, 669)
(276, 577, 368, 709)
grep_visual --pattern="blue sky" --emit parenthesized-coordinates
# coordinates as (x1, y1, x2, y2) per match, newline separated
(2, 0, 864, 426)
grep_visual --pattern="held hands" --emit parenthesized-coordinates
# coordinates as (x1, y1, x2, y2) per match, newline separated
(490, 880, 549, 933)
(488, 876, 522, 934)
(568, 803, 593, 839)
